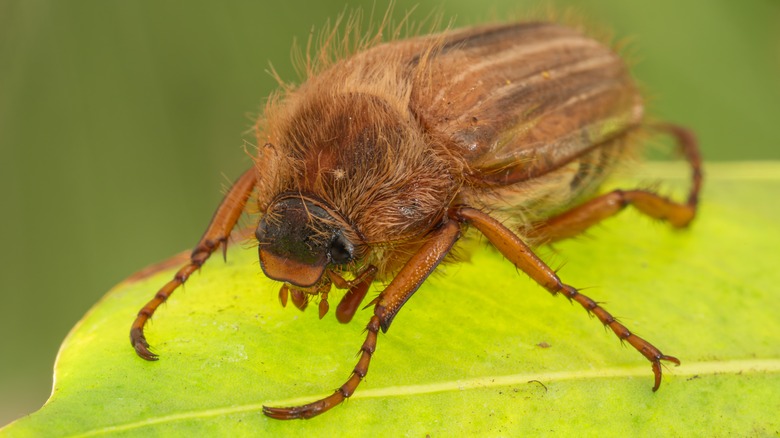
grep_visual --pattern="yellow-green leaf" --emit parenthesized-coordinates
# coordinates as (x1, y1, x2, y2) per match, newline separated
(3, 163, 779, 437)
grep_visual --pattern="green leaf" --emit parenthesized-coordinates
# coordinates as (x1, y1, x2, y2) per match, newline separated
(3, 163, 779, 437)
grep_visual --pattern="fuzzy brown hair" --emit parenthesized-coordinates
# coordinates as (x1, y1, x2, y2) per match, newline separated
(252, 33, 462, 278)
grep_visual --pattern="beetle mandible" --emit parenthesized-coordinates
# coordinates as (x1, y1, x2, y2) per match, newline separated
(130, 19, 702, 420)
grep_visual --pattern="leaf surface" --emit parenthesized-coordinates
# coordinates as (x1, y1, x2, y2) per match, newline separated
(3, 163, 779, 437)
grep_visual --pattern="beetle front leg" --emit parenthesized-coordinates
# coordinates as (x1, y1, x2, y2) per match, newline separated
(452, 206, 679, 391)
(328, 265, 378, 323)
(263, 221, 461, 419)
(130, 168, 257, 360)
(262, 315, 381, 420)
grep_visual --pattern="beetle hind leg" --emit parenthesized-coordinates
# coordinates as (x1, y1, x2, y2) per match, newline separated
(526, 123, 702, 244)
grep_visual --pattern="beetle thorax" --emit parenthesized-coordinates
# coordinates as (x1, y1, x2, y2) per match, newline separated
(257, 91, 458, 249)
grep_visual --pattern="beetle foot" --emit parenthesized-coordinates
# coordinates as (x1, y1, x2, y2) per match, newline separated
(130, 328, 158, 361)
(651, 354, 680, 391)
(263, 391, 342, 420)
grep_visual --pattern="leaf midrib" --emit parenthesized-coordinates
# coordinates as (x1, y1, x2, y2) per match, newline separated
(72, 358, 780, 437)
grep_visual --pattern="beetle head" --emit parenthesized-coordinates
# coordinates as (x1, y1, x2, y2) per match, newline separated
(256, 194, 357, 288)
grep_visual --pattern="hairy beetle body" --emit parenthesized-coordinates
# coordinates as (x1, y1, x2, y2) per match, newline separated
(131, 19, 701, 420)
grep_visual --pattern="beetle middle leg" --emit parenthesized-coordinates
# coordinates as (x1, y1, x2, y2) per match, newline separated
(527, 124, 702, 243)
(262, 221, 461, 420)
(452, 206, 680, 392)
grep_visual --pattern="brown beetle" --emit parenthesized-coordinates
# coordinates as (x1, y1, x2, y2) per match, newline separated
(130, 19, 701, 419)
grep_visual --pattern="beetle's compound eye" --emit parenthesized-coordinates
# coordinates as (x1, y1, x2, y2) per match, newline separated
(328, 232, 353, 265)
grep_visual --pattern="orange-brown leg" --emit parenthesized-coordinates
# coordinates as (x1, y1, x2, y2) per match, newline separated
(452, 206, 679, 392)
(329, 265, 377, 323)
(263, 221, 461, 420)
(130, 168, 257, 360)
(527, 123, 702, 243)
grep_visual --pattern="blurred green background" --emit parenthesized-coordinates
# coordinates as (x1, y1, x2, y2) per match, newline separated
(1, 0, 778, 427)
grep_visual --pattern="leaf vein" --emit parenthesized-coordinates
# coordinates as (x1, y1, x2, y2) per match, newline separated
(72, 358, 780, 437)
